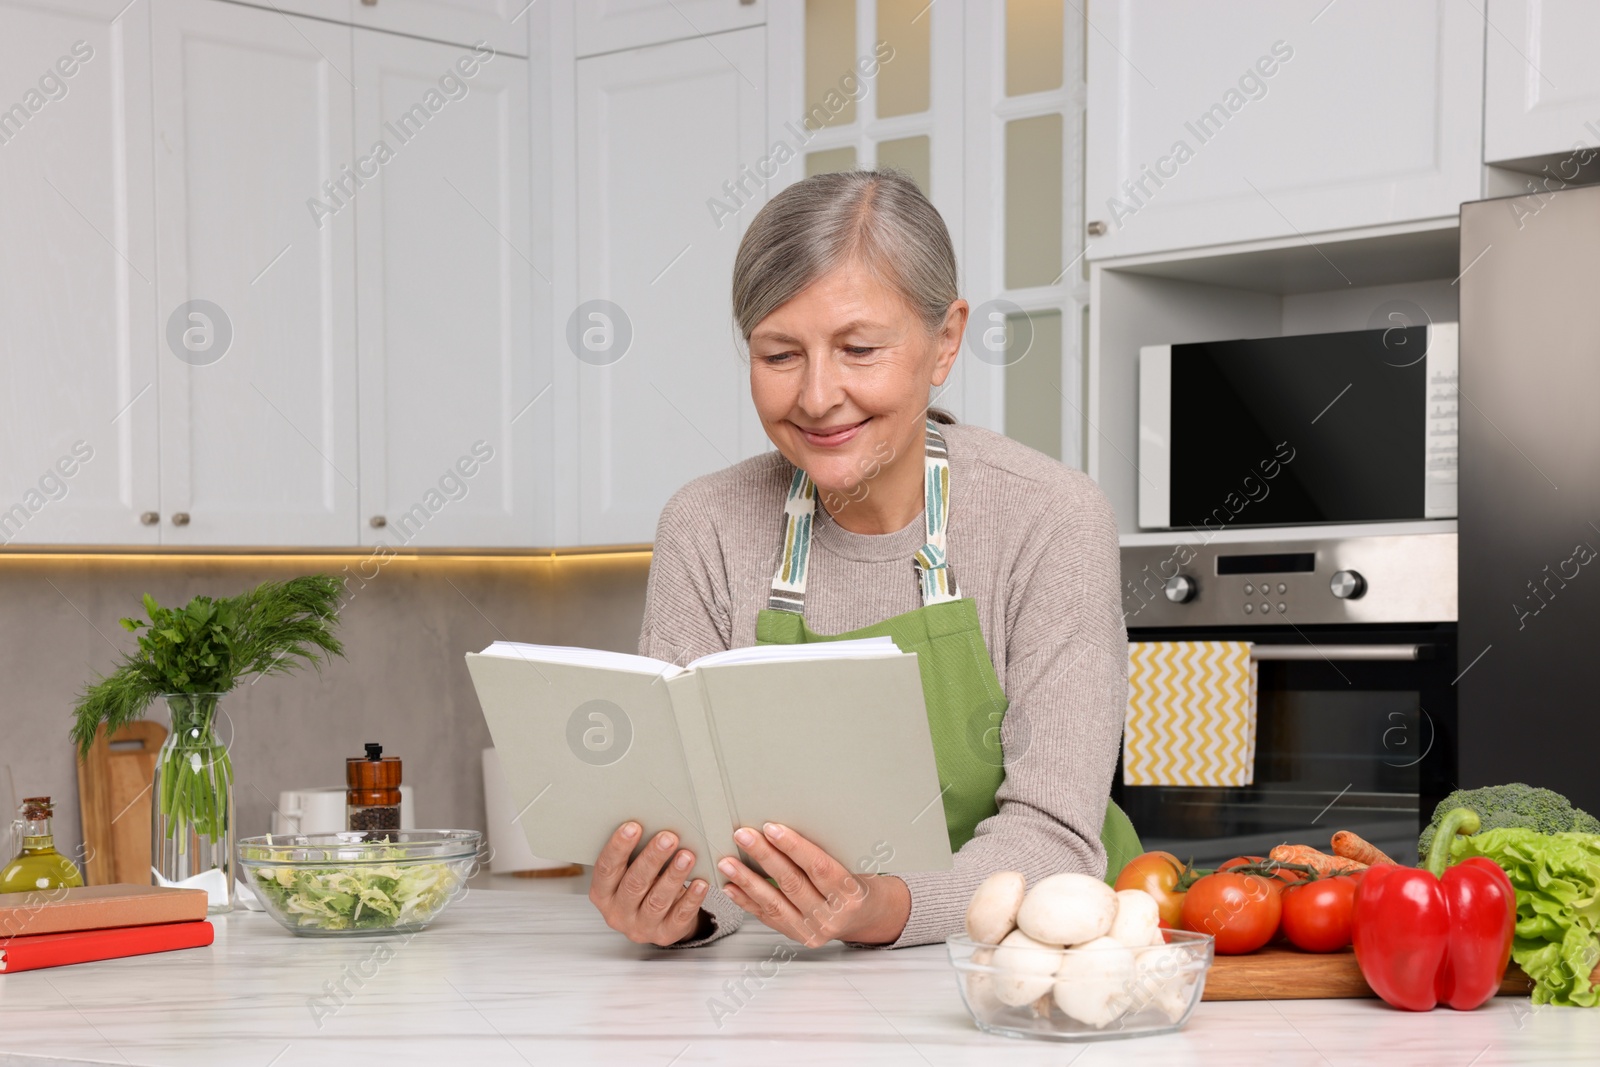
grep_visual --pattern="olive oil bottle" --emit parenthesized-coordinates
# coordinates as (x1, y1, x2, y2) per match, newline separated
(1, 796, 85, 894)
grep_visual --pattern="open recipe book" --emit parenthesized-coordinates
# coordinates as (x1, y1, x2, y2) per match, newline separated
(465, 638, 954, 885)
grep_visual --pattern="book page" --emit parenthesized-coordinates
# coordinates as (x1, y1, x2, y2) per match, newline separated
(686, 636, 900, 670)
(478, 641, 682, 678)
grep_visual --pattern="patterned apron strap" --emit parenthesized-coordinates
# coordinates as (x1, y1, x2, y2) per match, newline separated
(766, 419, 959, 613)
(914, 419, 962, 604)
(765, 466, 816, 613)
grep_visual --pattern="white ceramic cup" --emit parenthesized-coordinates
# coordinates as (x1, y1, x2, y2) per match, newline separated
(272, 784, 414, 835)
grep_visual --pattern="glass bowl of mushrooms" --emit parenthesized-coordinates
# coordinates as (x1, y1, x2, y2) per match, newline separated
(947, 872, 1215, 1041)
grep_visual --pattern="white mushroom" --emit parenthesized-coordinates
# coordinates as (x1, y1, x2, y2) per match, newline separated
(1130, 943, 1195, 1023)
(963, 947, 1003, 1016)
(1015, 873, 1117, 946)
(990, 928, 1065, 1007)
(1108, 889, 1161, 949)
(1052, 936, 1136, 1028)
(965, 870, 1027, 945)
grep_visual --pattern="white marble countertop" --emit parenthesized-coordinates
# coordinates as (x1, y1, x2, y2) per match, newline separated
(2, 876, 1596, 1067)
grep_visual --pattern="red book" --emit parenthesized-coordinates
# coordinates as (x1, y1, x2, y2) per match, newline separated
(0, 920, 214, 973)
(0, 884, 209, 937)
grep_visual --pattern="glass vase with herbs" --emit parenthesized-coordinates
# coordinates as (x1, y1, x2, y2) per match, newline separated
(71, 576, 344, 912)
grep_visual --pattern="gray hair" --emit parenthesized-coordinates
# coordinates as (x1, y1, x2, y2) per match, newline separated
(731, 169, 959, 343)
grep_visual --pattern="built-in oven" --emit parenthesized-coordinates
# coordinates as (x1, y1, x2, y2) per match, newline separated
(1114, 531, 1457, 867)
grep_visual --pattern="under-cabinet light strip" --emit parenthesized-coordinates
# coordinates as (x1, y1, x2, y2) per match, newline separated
(0, 548, 655, 564)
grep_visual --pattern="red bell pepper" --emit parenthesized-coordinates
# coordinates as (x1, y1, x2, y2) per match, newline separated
(1352, 807, 1516, 1011)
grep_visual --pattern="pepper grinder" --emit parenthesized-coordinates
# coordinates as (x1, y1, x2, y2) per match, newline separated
(346, 743, 402, 833)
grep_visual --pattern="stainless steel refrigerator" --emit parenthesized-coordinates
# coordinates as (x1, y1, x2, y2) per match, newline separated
(1458, 188, 1600, 812)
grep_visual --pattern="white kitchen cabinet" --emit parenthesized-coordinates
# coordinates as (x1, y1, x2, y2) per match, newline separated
(353, 30, 542, 548)
(0, 0, 161, 546)
(560, 26, 766, 545)
(352, 0, 530, 58)
(223, 0, 351, 23)
(575, 0, 764, 58)
(219, 0, 528, 57)
(1484, 0, 1600, 165)
(1085, 0, 1484, 260)
(151, 0, 359, 546)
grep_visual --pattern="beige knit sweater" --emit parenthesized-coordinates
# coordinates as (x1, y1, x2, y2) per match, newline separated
(638, 422, 1128, 948)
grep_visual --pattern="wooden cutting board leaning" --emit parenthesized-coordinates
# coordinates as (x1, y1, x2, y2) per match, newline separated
(75, 721, 167, 886)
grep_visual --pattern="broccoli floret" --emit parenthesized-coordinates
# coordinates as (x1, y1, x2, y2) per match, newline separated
(1419, 783, 1600, 857)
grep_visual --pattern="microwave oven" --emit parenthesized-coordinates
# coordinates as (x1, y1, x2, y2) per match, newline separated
(1138, 325, 1458, 530)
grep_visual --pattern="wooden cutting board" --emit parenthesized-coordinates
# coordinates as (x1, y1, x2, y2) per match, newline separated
(75, 721, 168, 886)
(1203, 945, 1538, 1001)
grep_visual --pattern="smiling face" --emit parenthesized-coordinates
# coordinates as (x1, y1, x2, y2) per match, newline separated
(747, 259, 967, 530)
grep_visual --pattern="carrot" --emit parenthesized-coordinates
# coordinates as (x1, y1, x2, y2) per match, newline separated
(1268, 844, 1366, 878)
(1331, 830, 1395, 867)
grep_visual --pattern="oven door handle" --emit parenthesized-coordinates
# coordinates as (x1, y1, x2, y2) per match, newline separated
(1249, 643, 1430, 662)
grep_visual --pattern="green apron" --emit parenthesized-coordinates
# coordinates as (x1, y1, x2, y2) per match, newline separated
(754, 419, 1140, 882)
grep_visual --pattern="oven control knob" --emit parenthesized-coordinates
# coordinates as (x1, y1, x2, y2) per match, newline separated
(1163, 575, 1197, 603)
(1330, 570, 1367, 599)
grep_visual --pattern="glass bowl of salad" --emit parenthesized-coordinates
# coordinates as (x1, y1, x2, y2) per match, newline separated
(237, 830, 482, 936)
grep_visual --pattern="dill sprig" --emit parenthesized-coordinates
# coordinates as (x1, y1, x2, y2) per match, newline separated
(71, 575, 346, 757)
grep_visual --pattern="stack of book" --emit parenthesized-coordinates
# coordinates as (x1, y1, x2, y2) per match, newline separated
(0, 884, 212, 973)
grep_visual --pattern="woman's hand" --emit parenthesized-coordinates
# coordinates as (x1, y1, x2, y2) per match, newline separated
(718, 822, 911, 948)
(589, 821, 710, 946)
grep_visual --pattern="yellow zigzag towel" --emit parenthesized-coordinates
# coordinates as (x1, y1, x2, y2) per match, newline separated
(1124, 641, 1257, 787)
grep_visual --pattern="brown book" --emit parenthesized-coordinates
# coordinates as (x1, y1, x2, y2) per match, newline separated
(0, 884, 208, 938)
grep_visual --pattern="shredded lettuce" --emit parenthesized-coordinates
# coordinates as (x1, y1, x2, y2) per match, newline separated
(248, 851, 464, 931)
(1450, 828, 1600, 1006)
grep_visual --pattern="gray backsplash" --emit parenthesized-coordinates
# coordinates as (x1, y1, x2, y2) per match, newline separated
(0, 552, 652, 869)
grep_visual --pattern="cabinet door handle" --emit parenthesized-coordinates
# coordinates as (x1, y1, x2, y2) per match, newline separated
(171, 512, 191, 526)
(360, 0, 377, 6)
(1086, 220, 1107, 237)
(370, 515, 387, 528)
(140, 511, 160, 526)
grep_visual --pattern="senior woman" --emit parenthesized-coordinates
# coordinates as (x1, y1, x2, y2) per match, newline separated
(588, 169, 1135, 949)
